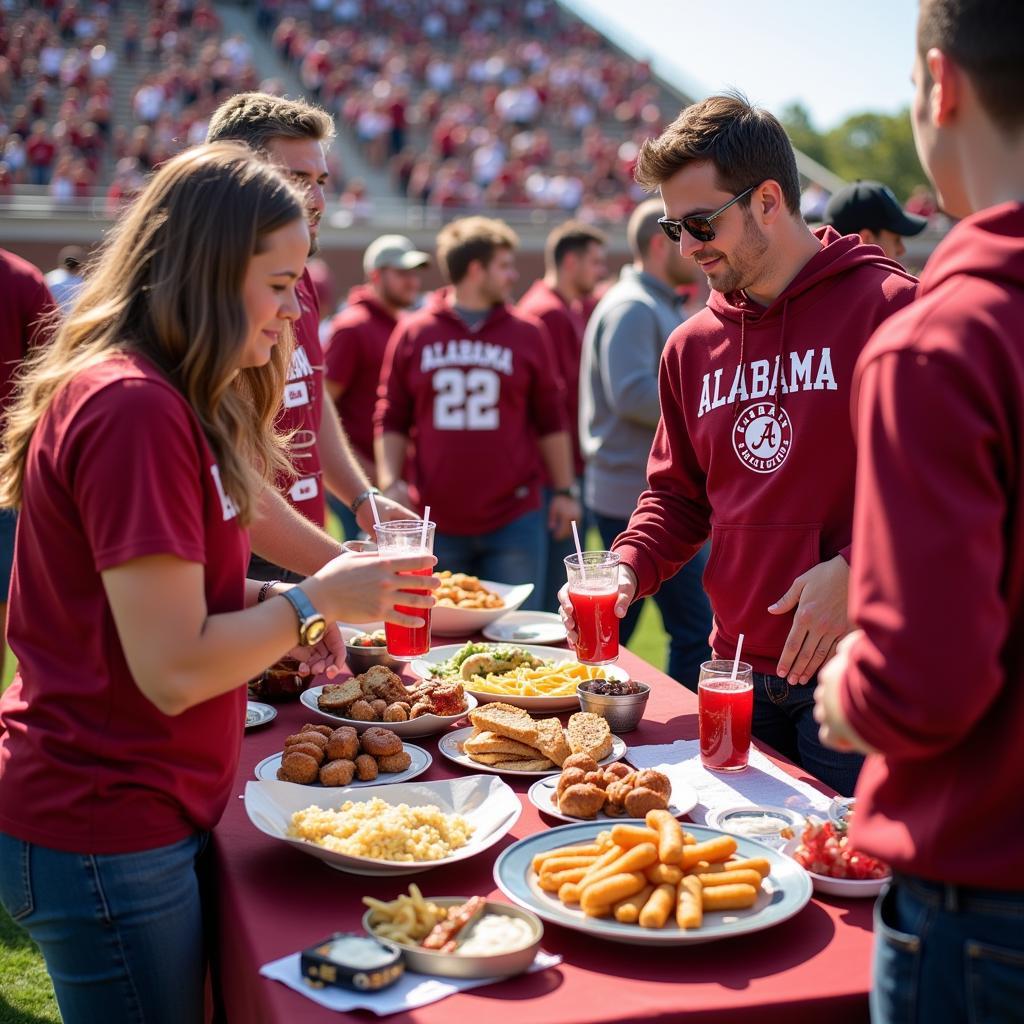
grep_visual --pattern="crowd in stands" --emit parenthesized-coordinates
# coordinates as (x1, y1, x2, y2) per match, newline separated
(260, 0, 661, 222)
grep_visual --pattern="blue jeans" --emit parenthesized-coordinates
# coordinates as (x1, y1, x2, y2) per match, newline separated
(0, 831, 210, 1024)
(751, 671, 863, 796)
(872, 876, 1024, 1024)
(433, 507, 545, 612)
(594, 513, 712, 691)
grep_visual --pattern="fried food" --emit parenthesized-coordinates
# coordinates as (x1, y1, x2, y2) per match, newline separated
(534, 718, 571, 767)
(285, 742, 325, 765)
(383, 703, 408, 722)
(319, 759, 356, 787)
(285, 731, 329, 751)
(646, 809, 684, 865)
(377, 750, 412, 773)
(363, 884, 449, 945)
(278, 751, 320, 784)
(361, 666, 409, 705)
(555, 767, 587, 800)
(302, 724, 334, 738)
(639, 883, 676, 929)
(345, 699, 374, 721)
(562, 753, 600, 774)
(370, 699, 388, 718)
(557, 783, 607, 819)
(567, 712, 613, 761)
(326, 726, 359, 761)
(361, 726, 402, 757)
(434, 571, 505, 609)
(354, 753, 378, 782)
(318, 678, 361, 711)
(677, 875, 703, 929)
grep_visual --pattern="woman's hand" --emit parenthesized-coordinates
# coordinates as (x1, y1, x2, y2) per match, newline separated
(288, 619, 345, 680)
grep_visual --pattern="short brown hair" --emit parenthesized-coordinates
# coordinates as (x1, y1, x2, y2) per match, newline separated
(206, 92, 335, 152)
(626, 199, 666, 260)
(545, 220, 607, 272)
(435, 217, 519, 285)
(918, 0, 1024, 135)
(634, 94, 801, 215)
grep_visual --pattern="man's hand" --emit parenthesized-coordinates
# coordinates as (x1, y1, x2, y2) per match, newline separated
(559, 564, 637, 646)
(355, 488, 417, 534)
(548, 494, 582, 541)
(814, 631, 873, 754)
(288, 620, 345, 680)
(769, 554, 850, 684)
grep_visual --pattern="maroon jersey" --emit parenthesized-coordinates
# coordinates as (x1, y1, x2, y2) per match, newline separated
(0, 248, 55, 414)
(375, 291, 567, 535)
(275, 267, 325, 527)
(325, 284, 397, 462)
(0, 353, 250, 853)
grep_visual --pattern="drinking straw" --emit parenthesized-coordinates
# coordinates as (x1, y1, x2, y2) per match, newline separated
(570, 519, 586, 580)
(732, 633, 745, 681)
(420, 505, 431, 551)
(367, 491, 382, 528)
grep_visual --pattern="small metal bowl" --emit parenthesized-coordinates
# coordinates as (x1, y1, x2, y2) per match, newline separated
(343, 628, 408, 675)
(576, 680, 650, 732)
(362, 897, 542, 979)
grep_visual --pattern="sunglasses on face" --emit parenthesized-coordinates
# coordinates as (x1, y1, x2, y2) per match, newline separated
(657, 185, 757, 244)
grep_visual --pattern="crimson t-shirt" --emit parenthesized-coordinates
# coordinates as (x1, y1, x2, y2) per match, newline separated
(0, 353, 250, 853)
(375, 292, 567, 535)
(324, 285, 397, 462)
(275, 267, 325, 527)
(0, 249, 55, 414)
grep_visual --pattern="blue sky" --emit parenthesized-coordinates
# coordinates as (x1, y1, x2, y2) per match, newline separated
(565, 0, 921, 130)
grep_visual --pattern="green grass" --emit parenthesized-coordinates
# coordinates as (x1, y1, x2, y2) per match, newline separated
(0, 519, 665, 1021)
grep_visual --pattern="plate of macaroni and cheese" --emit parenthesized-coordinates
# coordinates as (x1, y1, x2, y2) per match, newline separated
(243, 775, 522, 876)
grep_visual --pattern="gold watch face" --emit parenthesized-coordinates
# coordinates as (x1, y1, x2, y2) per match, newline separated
(304, 617, 327, 646)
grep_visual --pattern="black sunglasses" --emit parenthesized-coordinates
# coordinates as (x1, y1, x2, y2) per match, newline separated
(657, 185, 757, 244)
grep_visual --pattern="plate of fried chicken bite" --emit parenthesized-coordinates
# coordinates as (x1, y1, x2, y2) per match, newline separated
(528, 757, 697, 823)
(300, 665, 477, 738)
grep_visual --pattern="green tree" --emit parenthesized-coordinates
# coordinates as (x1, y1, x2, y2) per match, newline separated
(780, 101, 830, 168)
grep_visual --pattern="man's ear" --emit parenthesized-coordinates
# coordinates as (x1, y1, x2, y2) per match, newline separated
(926, 46, 960, 127)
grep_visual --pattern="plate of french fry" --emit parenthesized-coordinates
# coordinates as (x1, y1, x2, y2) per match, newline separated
(493, 814, 813, 945)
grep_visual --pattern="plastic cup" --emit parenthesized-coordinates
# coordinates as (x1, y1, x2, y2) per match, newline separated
(564, 551, 620, 665)
(373, 520, 434, 658)
(698, 660, 754, 771)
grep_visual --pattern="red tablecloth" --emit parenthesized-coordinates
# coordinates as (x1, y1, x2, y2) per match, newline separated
(212, 647, 873, 1023)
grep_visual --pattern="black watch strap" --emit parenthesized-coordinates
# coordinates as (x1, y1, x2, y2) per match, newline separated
(350, 487, 380, 516)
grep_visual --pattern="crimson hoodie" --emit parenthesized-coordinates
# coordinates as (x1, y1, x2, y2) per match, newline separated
(841, 203, 1024, 886)
(375, 290, 567, 535)
(517, 279, 586, 476)
(325, 285, 398, 462)
(614, 228, 917, 674)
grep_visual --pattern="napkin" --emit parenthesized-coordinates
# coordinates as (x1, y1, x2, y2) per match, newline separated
(260, 950, 562, 1016)
(626, 739, 833, 822)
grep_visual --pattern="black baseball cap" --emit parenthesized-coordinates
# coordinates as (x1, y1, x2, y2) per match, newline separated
(824, 181, 928, 237)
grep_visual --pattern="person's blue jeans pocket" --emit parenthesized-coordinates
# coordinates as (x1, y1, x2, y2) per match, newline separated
(872, 882, 926, 1024)
(0, 833, 34, 921)
(965, 938, 1024, 1023)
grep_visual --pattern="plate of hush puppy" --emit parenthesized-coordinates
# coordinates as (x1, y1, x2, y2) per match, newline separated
(255, 724, 431, 787)
(527, 756, 697, 822)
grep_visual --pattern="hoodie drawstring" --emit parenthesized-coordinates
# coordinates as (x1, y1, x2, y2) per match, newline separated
(731, 298, 790, 426)
(732, 311, 746, 425)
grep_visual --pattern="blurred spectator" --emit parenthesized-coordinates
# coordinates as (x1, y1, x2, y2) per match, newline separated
(823, 180, 927, 263)
(325, 234, 429, 537)
(905, 183, 939, 219)
(25, 121, 57, 185)
(44, 244, 87, 312)
(800, 182, 831, 222)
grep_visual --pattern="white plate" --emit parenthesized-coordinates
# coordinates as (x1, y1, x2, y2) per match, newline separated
(495, 822, 812, 946)
(782, 837, 890, 897)
(482, 611, 567, 645)
(299, 685, 477, 738)
(527, 776, 699, 823)
(431, 581, 534, 636)
(254, 743, 431, 787)
(412, 644, 630, 713)
(245, 701, 277, 729)
(438, 725, 627, 777)
(244, 775, 522, 876)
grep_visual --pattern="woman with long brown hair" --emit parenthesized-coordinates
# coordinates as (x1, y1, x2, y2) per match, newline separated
(0, 142, 437, 1024)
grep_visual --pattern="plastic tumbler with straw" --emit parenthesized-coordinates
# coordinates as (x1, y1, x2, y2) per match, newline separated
(697, 634, 754, 771)
(373, 508, 434, 658)
(564, 522, 621, 665)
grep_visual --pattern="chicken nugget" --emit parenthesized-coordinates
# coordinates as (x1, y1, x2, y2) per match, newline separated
(369, 699, 388, 719)
(326, 727, 359, 761)
(284, 731, 329, 751)
(625, 786, 670, 818)
(283, 742, 325, 765)
(301, 724, 334, 738)
(409, 701, 432, 719)
(354, 753, 378, 782)
(602, 762, 633, 782)
(360, 726, 402, 756)
(557, 783, 607, 819)
(348, 699, 377, 722)
(634, 769, 672, 799)
(376, 750, 412, 773)
(278, 751, 319, 784)
(319, 759, 356, 786)
(555, 767, 587, 800)
(383, 702, 408, 722)
(561, 753, 600, 775)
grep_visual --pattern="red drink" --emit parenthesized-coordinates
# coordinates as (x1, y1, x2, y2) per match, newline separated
(698, 679, 754, 771)
(384, 566, 432, 657)
(569, 586, 619, 665)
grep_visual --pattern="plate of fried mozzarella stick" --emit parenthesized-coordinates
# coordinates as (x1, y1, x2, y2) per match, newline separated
(493, 815, 812, 946)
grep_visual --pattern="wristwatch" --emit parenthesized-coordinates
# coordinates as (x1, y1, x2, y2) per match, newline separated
(553, 483, 581, 500)
(280, 587, 327, 647)
(350, 486, 380, 516)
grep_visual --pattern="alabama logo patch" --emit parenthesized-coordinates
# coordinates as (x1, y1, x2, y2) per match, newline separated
(732, 402, 793, 474)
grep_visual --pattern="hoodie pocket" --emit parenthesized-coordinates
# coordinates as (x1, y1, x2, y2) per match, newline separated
(703, 522, 821, 658)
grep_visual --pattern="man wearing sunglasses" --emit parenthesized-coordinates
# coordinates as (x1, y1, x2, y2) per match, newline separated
(562, 93, 917, 796)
